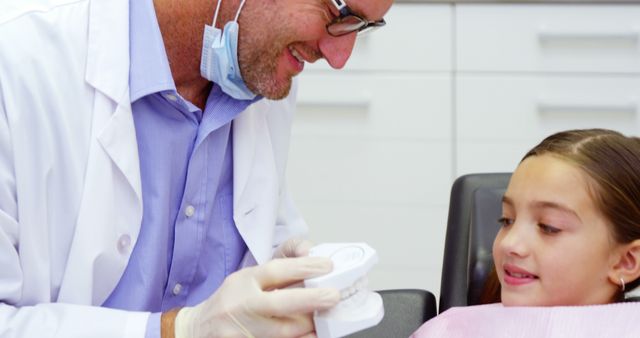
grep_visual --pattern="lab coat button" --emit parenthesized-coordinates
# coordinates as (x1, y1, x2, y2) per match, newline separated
(185, 205, 195, 218)
(117, 235, 131, 254)
(172, 283, 182, 296)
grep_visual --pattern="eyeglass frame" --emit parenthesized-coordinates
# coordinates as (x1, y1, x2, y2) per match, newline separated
(326, 0, 386, 37)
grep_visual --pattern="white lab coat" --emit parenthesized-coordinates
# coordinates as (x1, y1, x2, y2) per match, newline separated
(0, 0, 307, 336)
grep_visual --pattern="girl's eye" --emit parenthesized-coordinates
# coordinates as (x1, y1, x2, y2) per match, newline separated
(538, 223, 561, 235)
(498, 217, 514, 227)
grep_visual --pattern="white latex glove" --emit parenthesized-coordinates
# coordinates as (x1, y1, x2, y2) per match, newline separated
(273, 237, 315, 259)
(174, 256, 339, 338)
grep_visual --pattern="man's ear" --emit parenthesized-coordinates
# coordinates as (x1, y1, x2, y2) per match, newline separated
(608, 239, 640, 289)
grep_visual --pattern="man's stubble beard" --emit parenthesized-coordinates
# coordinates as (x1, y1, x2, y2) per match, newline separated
(237, 8, 294, 101)
(239, 42, 292, 100)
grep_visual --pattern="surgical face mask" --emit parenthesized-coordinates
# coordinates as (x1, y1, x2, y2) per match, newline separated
(200, 0, 256, 100)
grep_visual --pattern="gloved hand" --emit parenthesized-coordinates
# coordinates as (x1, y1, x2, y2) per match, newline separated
(273, 237, 315, 259)
(174, 256, 340, 338)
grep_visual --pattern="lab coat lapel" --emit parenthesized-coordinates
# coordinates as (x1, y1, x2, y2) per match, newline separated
(233, 101, 280, 265)
(84, 0, 141, 202)
(59, 0, 143, 305)
(87, 0, 142, 199)
(85, 0, 129, 105)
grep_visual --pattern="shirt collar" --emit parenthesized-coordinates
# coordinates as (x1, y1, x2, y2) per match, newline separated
(129, 0, 175, 102)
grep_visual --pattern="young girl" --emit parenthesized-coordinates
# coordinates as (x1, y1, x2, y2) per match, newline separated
(413, 129, 640, 337)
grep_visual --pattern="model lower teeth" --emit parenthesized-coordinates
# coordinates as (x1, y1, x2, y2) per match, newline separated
(339, 276, 368, 301)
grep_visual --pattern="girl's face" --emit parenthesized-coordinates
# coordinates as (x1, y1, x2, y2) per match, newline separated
(493, 154, 622, 306)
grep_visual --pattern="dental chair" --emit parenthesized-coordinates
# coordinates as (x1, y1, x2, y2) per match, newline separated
(439, 173, 511, 313)
(348, 289, 437, 338)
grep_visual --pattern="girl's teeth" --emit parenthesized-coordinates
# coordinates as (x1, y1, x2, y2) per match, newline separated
(509, 271, 532, 278)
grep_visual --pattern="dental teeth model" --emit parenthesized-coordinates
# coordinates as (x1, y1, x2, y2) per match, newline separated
(304, 243, 384, 338)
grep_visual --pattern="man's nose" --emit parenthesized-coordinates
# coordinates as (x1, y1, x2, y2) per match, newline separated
(318, 32, 357, 69)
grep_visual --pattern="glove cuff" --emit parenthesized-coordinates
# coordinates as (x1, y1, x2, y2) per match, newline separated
(174, 307, 196, 338)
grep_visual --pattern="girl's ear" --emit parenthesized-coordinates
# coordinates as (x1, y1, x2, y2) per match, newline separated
(608, 239, 640, 290)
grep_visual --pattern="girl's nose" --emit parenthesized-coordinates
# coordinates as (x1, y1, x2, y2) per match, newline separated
(496, 223, 529, 258)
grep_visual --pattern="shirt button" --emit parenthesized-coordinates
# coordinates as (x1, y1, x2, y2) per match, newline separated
(117, 234, 131, 254)
(185, 205, 195, 218)
(172, 283, 183, 296)
(164, 93, 178, 102)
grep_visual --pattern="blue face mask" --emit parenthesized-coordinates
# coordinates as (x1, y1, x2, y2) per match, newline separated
(200, 0, 256, 100)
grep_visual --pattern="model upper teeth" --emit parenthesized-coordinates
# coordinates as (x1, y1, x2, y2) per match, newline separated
(339, 276, 369, 301)
(289, 47, 304, 63)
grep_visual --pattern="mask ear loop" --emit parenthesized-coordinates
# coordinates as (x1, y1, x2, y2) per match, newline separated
(211, 0, 223, 28)
(212, 0, 246, 28)
(234, 0, 247, 22)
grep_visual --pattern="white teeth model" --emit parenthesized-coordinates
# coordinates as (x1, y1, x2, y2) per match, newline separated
(305, 243, 384, 338)
(289, 46, 304, 64)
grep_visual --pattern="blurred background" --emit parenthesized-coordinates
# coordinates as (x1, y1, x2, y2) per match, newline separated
(286, 1, 640, 299)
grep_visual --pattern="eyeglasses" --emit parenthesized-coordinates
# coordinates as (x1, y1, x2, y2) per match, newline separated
(326, 0, 386, 37)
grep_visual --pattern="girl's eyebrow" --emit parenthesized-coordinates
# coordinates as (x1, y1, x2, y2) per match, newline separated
(531, 201, 582, 222)
(502, 195, 582, 221)
(502, 195, 514, 206)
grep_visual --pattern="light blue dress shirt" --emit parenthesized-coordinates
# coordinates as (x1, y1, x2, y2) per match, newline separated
(102, 0, 259, 336)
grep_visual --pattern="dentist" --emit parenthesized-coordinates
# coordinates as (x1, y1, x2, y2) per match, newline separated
(0, 0, 392, 337)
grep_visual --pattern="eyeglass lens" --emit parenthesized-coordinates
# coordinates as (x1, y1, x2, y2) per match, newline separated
(327, 16, 366, 36)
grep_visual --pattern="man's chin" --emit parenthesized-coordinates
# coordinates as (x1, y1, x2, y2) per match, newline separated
(249, 79, 292, 101)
